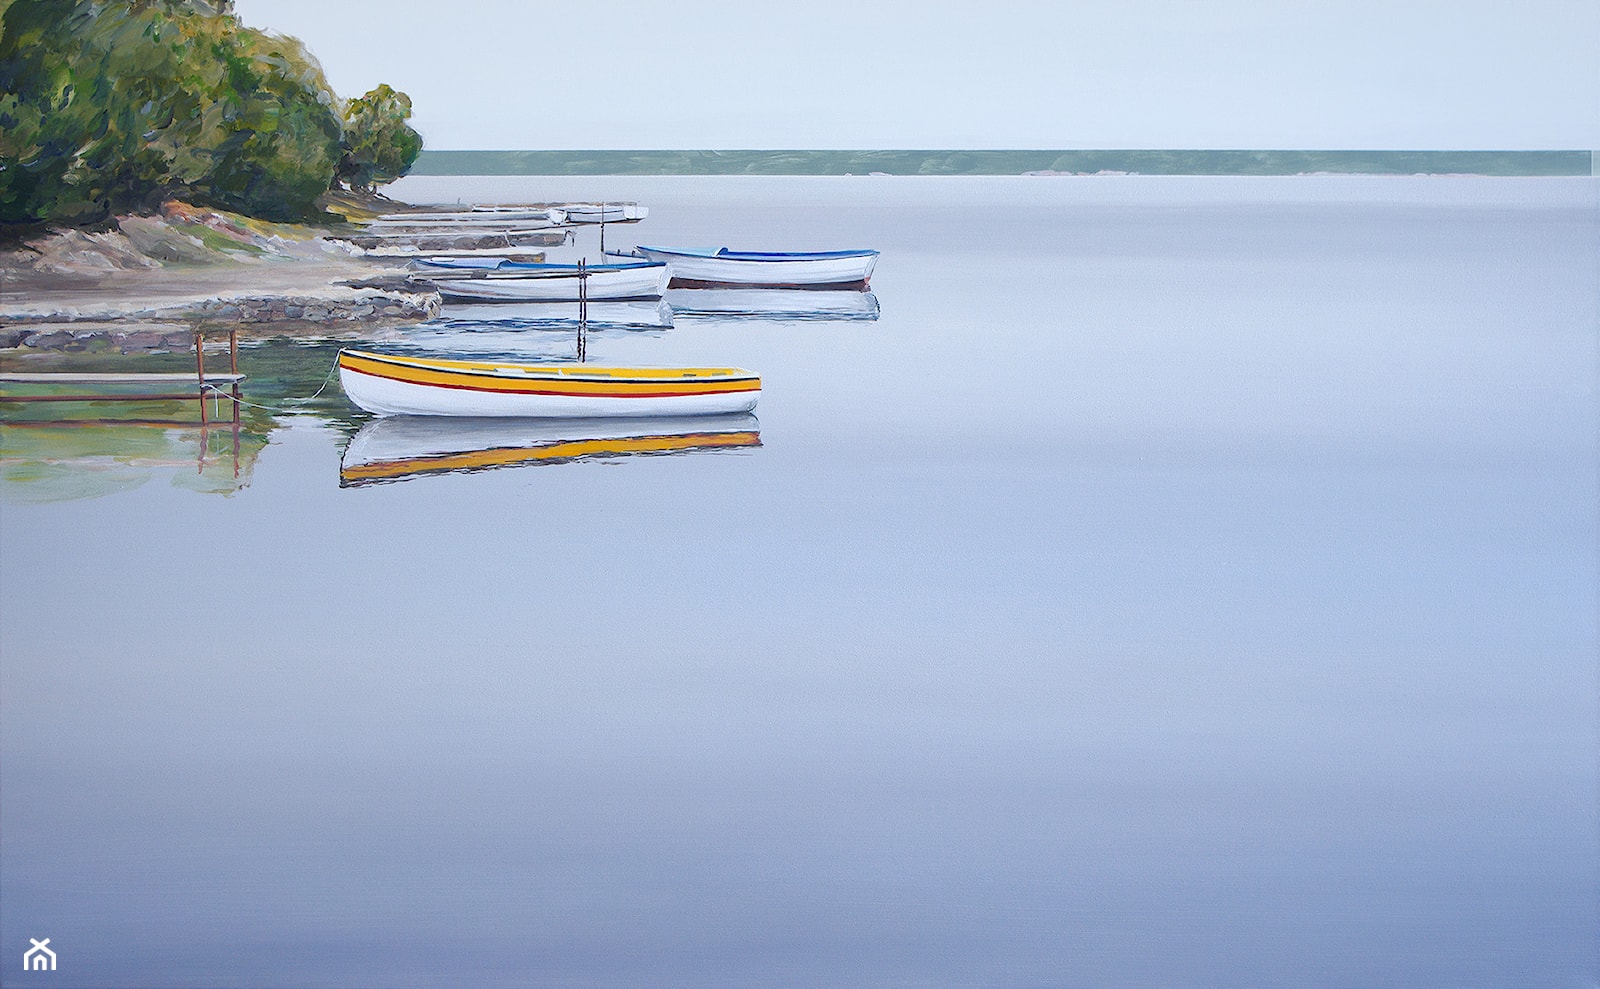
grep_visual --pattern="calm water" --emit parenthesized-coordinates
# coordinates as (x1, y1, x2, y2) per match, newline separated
(2, 175, 1597, 988)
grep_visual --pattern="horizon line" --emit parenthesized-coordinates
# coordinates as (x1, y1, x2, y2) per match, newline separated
(418, 147, 1596, 153)
(408, 149, 1596, 178)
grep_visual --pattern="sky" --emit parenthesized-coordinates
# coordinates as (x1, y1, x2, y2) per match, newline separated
(228, 0, 1600, 151)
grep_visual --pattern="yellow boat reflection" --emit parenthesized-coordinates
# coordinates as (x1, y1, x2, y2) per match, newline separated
(339, 413, 761, 487)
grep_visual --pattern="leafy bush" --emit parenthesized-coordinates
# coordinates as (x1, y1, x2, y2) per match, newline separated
(338, 83, 422, 192)
(0, 0, 419, 229)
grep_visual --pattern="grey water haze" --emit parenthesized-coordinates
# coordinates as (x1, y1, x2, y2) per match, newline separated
(2, 175, 1597, 987)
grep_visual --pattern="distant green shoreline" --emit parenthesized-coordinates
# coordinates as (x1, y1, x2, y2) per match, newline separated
(410, 149, 1596, 177)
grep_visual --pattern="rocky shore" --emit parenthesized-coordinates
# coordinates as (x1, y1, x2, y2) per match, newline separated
(0, 199, 442, 355)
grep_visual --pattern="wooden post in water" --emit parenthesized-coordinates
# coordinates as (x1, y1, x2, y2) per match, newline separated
(599, 202, 606, 256)
(577, 258, 588, 363)
(229, 325, 241, 476)
(229, 324, 242, 435)
(195, 329, 208, 428)
(194, 329, 207, 471)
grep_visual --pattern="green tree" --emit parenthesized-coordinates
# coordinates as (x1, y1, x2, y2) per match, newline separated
(1, 0, 413, 228)
(337, 83, 423, 192)
(195, 23, 345, 219)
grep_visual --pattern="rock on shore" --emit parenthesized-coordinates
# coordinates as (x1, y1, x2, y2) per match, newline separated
(0, 200, 441, 351)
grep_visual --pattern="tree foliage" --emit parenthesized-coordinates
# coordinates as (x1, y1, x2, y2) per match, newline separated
(338, 83, 422, 193)
(0, 0, 421, 228)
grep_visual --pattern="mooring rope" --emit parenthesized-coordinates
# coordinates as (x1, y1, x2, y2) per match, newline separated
(200, 356, 341, 414)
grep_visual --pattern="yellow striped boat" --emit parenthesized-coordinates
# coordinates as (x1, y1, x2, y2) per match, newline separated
(337, 349, 761, 418)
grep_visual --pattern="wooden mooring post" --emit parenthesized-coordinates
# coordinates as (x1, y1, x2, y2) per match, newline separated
(577, 258, 588, 362)
(1, 327, 247, 475)
(0, 326, 245, 425)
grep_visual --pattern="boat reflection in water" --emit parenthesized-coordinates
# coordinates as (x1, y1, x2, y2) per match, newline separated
(430, 299, 674, 329)
(383, 301, 673, 362)
(665, 288, 879, 321)
(339, 413, 761, 487)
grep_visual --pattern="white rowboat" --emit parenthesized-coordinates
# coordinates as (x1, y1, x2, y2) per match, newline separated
(415, 261, 670, 302)
(338, 349, 761, 418)
(625, 246, 879, 289)
(372, 208, 566, 225)
(564, 204, 649, 223)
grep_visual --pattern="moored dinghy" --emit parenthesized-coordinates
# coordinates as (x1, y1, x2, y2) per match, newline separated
(414, 259, 670, 302)
(337, 349, 761, 418)
(564, 203, 649, 223)
(623, 246, 879, 289)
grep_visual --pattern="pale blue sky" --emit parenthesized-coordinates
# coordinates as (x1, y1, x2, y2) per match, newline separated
(230, 0, 1599, 150)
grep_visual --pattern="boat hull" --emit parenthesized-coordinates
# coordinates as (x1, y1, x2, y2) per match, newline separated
(564, 204, 648, 223)
(427, 263, 669, 302)
(633, 247, 878, 288)
(337, 350, 760, 418)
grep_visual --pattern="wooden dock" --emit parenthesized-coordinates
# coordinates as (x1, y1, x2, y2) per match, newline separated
(0, 327, 244, 428)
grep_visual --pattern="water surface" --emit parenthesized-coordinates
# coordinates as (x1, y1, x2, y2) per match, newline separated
(2, 175, 1597, 987)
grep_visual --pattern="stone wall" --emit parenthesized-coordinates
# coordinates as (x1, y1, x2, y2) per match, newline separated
(0, 287, 442, 352)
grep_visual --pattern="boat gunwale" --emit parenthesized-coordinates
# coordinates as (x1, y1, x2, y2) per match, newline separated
(417, 259, 667, 275)
(667, 277, 871, 291)
(635, 245, 879, 262)
(338, 349, 759, 385)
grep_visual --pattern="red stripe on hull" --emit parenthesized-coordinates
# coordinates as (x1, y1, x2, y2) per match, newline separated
(345, 367, 757, 400)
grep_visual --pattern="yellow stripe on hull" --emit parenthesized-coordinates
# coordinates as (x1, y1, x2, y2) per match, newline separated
(337, 349, 762, 418)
